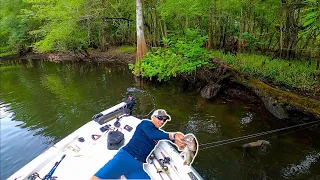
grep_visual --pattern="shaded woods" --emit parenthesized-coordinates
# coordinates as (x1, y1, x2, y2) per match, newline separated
(0, 0, 319, 62)
(1, 0, 319, 97)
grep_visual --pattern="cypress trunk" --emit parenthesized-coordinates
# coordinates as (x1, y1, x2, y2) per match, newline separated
(135, 0, 147, 75)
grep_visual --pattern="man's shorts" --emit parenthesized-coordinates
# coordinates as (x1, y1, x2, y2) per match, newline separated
(94, 148, 150, 179)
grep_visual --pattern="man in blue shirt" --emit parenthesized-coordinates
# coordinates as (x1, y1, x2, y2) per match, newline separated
(91, 109, 185, 180)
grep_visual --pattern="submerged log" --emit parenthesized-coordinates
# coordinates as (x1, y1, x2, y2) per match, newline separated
(259, 94, 289, 119)
(211, 58, 320, 119)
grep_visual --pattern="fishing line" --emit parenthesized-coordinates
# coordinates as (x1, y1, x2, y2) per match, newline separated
(200, 120, 320, 147)
(199, 120, 320, 151)
(200, 122, 320, 151)
(126, 88, 156, 118)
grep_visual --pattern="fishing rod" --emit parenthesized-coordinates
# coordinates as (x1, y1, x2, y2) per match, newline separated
(158, 148, 183, 180)
(199, 120, 320, 151)
(27, 155, 66, 180)
(149, 153, 165, 180)
(43, 154, 66, 180)
(150, 152, 173, 180)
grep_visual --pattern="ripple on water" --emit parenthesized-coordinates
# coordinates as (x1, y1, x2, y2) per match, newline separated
(281, 152, 320, 178)
(182, 113, 221, 135)
(240, 112, 253, 125)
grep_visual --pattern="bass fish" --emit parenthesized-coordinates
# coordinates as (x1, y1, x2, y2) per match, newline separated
(180, 134, 198, 166)
(242, 140, 270, 148)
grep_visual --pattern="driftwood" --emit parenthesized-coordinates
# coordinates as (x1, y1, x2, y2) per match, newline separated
(211, 58, 320, 119)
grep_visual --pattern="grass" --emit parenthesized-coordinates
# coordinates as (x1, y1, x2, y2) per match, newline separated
(0, 51, 16, 57)
(211, 50, 319, 91)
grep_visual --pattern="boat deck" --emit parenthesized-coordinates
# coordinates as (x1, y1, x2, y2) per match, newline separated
(9, 108, 203, 180)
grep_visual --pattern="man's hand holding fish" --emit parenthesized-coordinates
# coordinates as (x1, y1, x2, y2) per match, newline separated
(173, 132, 186, 148)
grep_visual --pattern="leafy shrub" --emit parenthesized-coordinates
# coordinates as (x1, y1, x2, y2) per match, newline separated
(239, 32, 268, 51)
(130, 29, 210, 81)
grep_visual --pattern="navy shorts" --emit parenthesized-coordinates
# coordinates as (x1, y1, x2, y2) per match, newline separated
(94, 149, 150, 179)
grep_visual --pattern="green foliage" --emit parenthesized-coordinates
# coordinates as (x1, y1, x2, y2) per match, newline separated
(303, 0, 320, 31)
(0, 0, 35, 54)
(24, 0, 91, 52)
(0, 51, 17, 57)
(302, 0, 320, 45)
(239, 32, 268, 51)
(0, 0, 318, 94)
(211, 50, 318, 90)
(33, 21, 88, 52)
(134, 29, 210, 81)
(158, 0, 208, 21)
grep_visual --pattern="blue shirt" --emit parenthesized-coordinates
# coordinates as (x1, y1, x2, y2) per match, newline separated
(123, 120, 172, 163)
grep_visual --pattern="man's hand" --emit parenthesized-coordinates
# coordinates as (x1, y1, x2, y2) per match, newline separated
(174, 132, 186, 148)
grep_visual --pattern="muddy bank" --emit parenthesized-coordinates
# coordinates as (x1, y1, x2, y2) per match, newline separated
(180, 58, 320, 120)
(1, 48, 136, 65)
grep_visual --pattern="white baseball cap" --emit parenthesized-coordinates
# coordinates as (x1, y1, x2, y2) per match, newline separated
(151, 109, 171, 121)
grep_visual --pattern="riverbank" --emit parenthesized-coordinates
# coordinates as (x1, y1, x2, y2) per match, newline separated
(1, 46, 319, 119)
(0, 46, 136, 65)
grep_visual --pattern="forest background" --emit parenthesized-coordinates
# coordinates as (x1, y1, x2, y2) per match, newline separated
(0, 0, 319, 92)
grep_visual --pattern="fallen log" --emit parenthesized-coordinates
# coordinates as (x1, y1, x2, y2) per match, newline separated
(211, 58, 320, 119)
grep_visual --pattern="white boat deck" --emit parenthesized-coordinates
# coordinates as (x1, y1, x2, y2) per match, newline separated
(8, 104, 203, 180)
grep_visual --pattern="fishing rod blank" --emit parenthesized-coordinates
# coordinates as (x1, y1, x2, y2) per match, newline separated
(149, 153, 165, 180)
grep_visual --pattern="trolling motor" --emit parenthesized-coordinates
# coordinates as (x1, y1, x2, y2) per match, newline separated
(92, 88, 136, 125)
(92, 87, 155, 125)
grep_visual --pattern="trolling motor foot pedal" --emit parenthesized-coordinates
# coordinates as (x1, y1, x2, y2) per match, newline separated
(114, 121, 121, 128)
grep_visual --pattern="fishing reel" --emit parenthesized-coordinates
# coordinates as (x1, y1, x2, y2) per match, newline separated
(27, 173, 57, 180)
(161, 157, 171, 164)
(149, 153, 169, 172)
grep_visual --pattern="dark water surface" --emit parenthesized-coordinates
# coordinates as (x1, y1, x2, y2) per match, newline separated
(1, 59, 320, 180)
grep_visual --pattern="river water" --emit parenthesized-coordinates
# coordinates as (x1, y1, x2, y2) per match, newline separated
(1, 59, 320, 180)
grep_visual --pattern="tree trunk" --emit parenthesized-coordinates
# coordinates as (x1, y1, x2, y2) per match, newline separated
(135, 0, 147, 75)
(101, 0, 107, 52)
(163, 19, 168, 39)
(207, 7, 213, 49)
(213, 0, 217, 48)
(279, 16, 284, 58)
(239, 7, 244, 52)
(87, 19, 91, 47)
(317, 45, 320, 70)
(279, 1, 300, 59)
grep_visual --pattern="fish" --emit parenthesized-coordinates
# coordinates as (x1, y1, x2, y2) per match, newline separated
(242, 140, 270, 148)
(179, 134, 198, 166)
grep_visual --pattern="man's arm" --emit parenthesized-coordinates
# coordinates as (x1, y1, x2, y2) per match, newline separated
(142, 125, 172, 140)
(142, 123, 186, 148)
